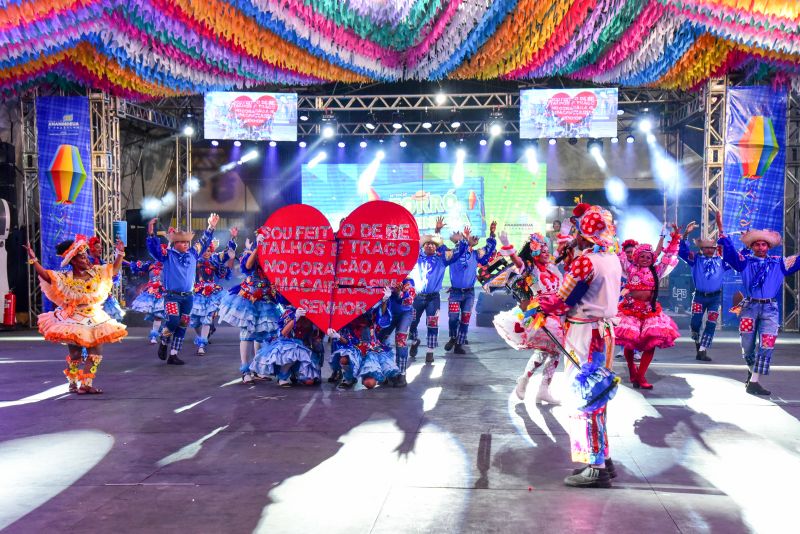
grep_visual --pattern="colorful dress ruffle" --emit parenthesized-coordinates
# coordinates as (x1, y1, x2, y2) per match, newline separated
(218, 276, 281, 335)
(38, 264, 128, 347)
(190, 282, 224, 326)
(359, 344, 400, 382)
(493, 306, 564, 353)
(251, 337, 319, 383)
(615, 297, 680, 351)
(130, 289, 165, 320)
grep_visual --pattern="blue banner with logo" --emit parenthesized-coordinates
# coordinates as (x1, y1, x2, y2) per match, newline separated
(721, 86, 787, 326)
(36, 96, 94, 309)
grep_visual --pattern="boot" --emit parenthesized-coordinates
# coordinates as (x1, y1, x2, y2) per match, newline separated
(391, 374, 408, 388)
(454, 344, 466, 355)
(167, 354, 185, 365)
(746, 381, 771, 396)
(637, 350, 654, 390)
(444, 337, 456, 351)
(535, 380, 560, 405)
(409, 338, 420, 358)
(696, 348, 712, 361)
(514, 374, 530, 401)
(564, 465, 611, 488)
(425, 351, 434, 364)
(624, 349, 639, 387)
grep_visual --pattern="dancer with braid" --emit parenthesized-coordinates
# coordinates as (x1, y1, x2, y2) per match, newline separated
(615, 224, 682, 390)
(25, 235, 127, 394)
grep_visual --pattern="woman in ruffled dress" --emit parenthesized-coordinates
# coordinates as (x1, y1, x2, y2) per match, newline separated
(493, 231, 562, 404)
(25, 235, 127, 394)
(218, 230, 282, 383)
(615, 225, 682, 389)
(129, 245, 167, 344)
(189, 228, 237, 355)
(250, 307, 324, 387)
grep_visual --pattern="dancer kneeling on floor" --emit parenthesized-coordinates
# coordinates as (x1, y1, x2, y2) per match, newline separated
(328, 304, 401, 390)
(493, 231, 562, 404)
(251, 307, 323, 387)
(26, 235, 128, 394)
(615, 225, 682, 390)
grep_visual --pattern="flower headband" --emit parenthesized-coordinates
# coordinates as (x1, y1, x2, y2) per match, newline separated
(59, 234, 89, 267)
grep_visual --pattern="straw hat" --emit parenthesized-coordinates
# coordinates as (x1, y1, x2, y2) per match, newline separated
(166, 227, 195, 243)
(694, 237, 717, 248)
(740, 229, 781, 249)
(420, 234, 443, 247)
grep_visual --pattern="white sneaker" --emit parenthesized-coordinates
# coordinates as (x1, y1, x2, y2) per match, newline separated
(241, 373, 253, 384)
(633, 351, 641, 362)
(514, 374, 530, 400)
(149, 338, 158, 345)
(535, 383, 561, 405)
(197, 347, 206, 356)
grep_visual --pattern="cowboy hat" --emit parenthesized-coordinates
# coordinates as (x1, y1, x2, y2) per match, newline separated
(420, 234, 443, 247)
(741, 229, 781, 249)
(694, 237, 717, 248)
(166, 228, 195, 243)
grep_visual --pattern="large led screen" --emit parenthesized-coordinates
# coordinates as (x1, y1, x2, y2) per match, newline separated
(520, 87, 618, 139)
(204, 92, 297, 141)
(301, 162, 547, 260)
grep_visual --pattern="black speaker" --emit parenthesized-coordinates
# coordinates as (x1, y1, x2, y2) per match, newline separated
(0, 142, 14, 166)
(0, 162, 16, 228)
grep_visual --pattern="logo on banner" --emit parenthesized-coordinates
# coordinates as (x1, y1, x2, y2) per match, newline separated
(547, 91, 598, 124)
(258, 201, 420, 331)
(231, 95, 279, 127)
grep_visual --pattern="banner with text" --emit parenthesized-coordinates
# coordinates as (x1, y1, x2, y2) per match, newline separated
(721, 86, 787, 326)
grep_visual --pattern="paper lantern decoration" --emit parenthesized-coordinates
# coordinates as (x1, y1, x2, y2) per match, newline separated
(734, 116, 779, 180)
(48, 144, 88, 204)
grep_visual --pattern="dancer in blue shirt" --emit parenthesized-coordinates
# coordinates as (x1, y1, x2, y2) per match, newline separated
(445, 221, 496, 355)
(678, 220, 730, 362)
(146, 214, 219, 365)
(408, 216, 467, 364)
(715, 211, 800, 396)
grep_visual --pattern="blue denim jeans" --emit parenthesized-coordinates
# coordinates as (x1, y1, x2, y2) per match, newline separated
(378, 309, 413, 374)
(448, 287, 474, 344)
(739, 300, 779, 375)
(162, 292, 193, 353)
(690, 291, 722, 349)
(409, 293, 441, 349)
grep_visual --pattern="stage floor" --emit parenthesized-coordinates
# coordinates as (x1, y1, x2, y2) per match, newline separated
(1, 324, 798, 534)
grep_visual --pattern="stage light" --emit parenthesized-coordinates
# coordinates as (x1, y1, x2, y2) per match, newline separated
(321, 123, 336, 139)
(489, 122, 503, 137)
(605, 176, 628, 206)
(210, 140, 219, 147)
(359, 140, 367, 149)
(358, 150, 384, 193)
(422, 121, 432, 129)
(435, 92, 446, 105)
(452, 149, 466, 187)
(451, 121, 461, 129)
(456, 148, 466, 160)
(142, 197, 161, 216)
(439, 141, 447, 148)
(626, 135, 635, 144)
(548, 138, 557, 146)
(617, 108, 624, 116)
(186, 176, 200, 193)
(233, 140, 242, 147)
(366, 123, 375, 130)
(376, 150, 385, 160)
(239, 149, 259, 163)
(298, 141, 307, 148)
(525, 147, 538, 173)
(479, 139, 487, 146)
(568, 138, 578, 145)
(269, 141, 277, 147)
(638, 118, 653, 133)
(399, 140, 408, 148)
(392, 122, 402, 130)
(535, 197, 556, 216)
(610, 137, 619, 144)
(307, 151, 327, 169)
(182, 125, 195, 137)
(647, 133, 656, 144)
(587, 139, 603, 155)
(299, 115, 309, 121)
(643, 107, 650, 112)
(504, 139, 512, 146)
(338, 141, 346, 148)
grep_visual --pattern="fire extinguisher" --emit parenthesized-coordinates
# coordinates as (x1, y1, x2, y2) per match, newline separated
(3, 292, 16, 326)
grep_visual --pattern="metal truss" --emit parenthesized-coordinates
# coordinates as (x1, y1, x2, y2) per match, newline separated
(299, 120, 520, 137)
(20, 92, 41, 326)
(174, 136, 192, 230)
(783, 91, 800, 331)
(700, 78, 728, 240)
(116, 100, 179, 132)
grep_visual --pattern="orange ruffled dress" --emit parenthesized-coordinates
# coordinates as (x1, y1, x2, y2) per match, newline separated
(38, 263, 128, 347)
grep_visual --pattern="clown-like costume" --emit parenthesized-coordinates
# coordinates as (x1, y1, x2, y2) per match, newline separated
(189, 237, 236, 355)
(718, 225, 800, 396)
(678, 232, 730, 361)
(538, 204, 621, 488)
(218, 234, 282, 382)
(493, 232, 563, 404)
(445, 224, 497, 354)
(408, 230, 467, 363)
(87, 236, 125, 322)
(615, 233, 681, 390)
(129, 249, 166, 344)
(376, 278, 416, 387)
(251, 307, 323, 387)
(329, 309, 400, 390)
(29, 235, 128, 394)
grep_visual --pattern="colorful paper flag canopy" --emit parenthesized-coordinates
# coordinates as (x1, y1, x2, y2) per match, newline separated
(734, 116, 779, 180)
(47, 144, 88, 204)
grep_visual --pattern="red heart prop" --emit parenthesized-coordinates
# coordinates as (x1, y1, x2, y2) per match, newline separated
(258, 201, 420, 331)
(547, 91, 598, 124)
(231, 95, 279, 127)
